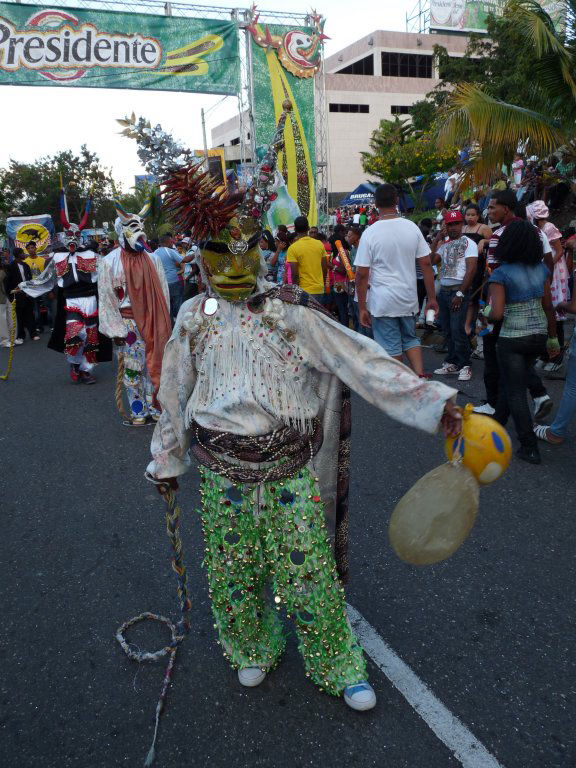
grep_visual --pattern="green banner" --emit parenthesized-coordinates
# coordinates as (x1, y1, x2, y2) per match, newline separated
(0, 3, 239, 93)
(250, 21, 322, 226)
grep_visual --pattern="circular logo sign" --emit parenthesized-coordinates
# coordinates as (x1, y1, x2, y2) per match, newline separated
(26, 9, 85, 82)
(15, 222, 51, 253)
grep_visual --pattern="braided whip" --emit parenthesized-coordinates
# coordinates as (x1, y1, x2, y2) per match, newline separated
(116, 479, 191, 767)
(0, 300, 17, 381)
(115, 350, 129, 420)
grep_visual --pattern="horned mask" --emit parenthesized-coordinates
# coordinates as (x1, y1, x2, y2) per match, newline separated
(59, 176, 91, 251)
(114, 200, 152, 252)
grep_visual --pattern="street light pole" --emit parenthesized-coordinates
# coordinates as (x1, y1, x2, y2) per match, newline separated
(201, 107, 210, 175)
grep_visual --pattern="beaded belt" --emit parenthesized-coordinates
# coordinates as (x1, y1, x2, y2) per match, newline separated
(189, 419, 323, 483)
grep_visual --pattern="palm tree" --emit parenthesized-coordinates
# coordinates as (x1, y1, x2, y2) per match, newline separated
(361, 117, 415, 162)
(437, 0, 576, 181)
(118, 180, 175, 242)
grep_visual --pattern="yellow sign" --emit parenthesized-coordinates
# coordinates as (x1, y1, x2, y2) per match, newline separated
(15, 221, 51, 253)
(194, 147, 226, 190)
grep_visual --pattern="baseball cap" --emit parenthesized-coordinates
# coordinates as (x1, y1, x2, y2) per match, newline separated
(443, 210, 464, 223)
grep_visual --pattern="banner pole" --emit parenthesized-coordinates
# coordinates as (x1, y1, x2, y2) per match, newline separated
(244, 26, 257, 166)
(201, 108, 210, 174)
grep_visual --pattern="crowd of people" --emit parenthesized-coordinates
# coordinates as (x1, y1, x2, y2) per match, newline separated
(264, 183, 575, 466)
(1, 174, 574, 464)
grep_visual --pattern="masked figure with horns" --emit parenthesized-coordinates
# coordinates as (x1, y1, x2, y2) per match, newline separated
(17, 178, 112, 382)
(136, 102, 462, 711)
(97, 200, 172, 426)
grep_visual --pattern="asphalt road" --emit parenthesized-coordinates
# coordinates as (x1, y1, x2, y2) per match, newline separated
(1, 336, 575, 768)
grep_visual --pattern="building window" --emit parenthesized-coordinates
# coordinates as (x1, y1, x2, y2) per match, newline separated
(381, 52, 433, 78)
(335, 53, 374, 76)
(329, 103, 370, 113)
(230, 137, 240, 146)
(391, 105, 411, 115)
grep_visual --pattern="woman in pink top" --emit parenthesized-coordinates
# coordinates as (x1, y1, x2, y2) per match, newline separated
(527, 200, 570, 356)
(326, 235, 351, 327)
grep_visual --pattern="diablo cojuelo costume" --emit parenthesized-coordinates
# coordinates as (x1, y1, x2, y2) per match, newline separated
(146, 104, 458, 709)
(98, 201, 171, 425)
(18, 180, 112, 382)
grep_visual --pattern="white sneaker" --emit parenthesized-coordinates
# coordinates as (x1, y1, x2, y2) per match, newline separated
(14, 338, 24, 346)
(238, 667, 266, 688)
(0, 340, 10, 347)
(533, 394, 553, 421)
(343, 682, 377, 711)
(433, 363, 459, 375)
(458, 365, 472, 381)
(473, 403, 495, 415)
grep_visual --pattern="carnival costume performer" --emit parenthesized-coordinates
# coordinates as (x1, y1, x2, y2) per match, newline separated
(143, 103, 462, 711)
(17, 179, 112, 383)
(98, 201, 172, 426)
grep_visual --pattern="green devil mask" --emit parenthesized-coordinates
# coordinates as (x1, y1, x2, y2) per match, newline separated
(200, 217, 262, 302)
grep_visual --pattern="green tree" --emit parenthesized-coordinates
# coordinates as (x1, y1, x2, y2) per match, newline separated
(120, 180, 176, 242)
(436, 0, 576, 181)
(409, 100, 436, 133)
(361, 119, 459, 209)
(0, 145, 121, 229)
(363, 117, 414, 158)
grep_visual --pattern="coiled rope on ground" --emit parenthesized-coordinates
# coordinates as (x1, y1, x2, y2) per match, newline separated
(116, 481, 191, 767)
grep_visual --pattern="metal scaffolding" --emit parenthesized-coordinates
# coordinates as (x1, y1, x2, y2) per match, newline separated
(406, 0, 430, 33)
(314, 46, 329, 226)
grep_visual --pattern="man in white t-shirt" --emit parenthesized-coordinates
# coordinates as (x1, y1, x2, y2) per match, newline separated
(355, 184, 438, 377)
(430, 210, 478, 381)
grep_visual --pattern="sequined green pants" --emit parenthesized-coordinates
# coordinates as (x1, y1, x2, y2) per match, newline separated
(199, 465, 367, 695)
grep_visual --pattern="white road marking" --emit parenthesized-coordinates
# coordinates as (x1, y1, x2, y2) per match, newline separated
(347, 604, 506, 768)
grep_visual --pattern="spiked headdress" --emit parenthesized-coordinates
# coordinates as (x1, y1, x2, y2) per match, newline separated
(117, 100, 293, 252)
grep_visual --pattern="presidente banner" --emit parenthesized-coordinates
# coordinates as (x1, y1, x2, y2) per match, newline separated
(430, 0, 565, 34)
(0, 3, 240, 93)
(248, 11, 327, 228)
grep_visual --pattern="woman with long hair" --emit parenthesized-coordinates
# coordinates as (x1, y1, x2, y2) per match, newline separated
(259, 230, 277, 282)
(274, 230, 289, 285)
(483, 220, 559, 464)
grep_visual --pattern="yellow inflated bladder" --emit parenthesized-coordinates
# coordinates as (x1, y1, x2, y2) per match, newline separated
(389, 462, 479, 566)
(445, 404, 512, 485)
(389, 404, 512, 566)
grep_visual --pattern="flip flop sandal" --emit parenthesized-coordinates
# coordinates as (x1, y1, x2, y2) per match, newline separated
(122, 418, 148, 427)
(533, 425, 563, 444)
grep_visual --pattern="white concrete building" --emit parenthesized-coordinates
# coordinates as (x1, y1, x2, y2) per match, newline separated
(211, 29, 468, 204)
(211, 112, 251, 163)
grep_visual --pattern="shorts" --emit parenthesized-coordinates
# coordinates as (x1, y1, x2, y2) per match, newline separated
(371, 315, 420, 357)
